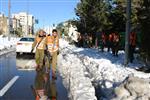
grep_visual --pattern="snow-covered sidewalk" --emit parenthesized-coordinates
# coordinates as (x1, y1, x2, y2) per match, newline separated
(58, 39, 150, 100)
(0, 35, 19, 55)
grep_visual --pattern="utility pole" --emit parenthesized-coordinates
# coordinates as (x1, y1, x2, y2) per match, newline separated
(26, 0, 29, 36)
(124, 0, 131, 66)
(26, 13, 28, 36)
(8, 0, 11, 40)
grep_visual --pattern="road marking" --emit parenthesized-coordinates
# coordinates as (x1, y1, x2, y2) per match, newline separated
(0, 76, 19, 97)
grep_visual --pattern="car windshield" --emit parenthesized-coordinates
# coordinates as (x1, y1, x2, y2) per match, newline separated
(20, 38, 34, 42)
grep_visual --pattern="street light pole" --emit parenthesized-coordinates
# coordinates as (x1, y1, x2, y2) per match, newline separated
(8, 0, 11, 40)
(26, 0, 29, 36)
(124, 0, 131, 66)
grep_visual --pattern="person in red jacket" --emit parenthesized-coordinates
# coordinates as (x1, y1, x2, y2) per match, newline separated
(129, 32, 136, 63)
(113, 32, 120, 56)
(107, 33, 113, 52)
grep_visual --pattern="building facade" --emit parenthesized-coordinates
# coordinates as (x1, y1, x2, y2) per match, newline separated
(12, 12, 35, 35)
(0, 14, 7, 35)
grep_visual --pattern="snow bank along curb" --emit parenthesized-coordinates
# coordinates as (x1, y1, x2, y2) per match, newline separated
(58, 39, 150, 100)
(0, 36, 19, 56)
(58, 49, 97, 100)
(0, 47, 15, 56)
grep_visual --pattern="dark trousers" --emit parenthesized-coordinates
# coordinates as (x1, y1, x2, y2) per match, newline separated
(101, 42, 105, 52)
(129, 45, 135, 63)
(113, 42, 119, 56)
(107, 41, 112, 52)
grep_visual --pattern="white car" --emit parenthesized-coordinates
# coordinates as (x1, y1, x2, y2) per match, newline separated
(16, 37, 35, 55)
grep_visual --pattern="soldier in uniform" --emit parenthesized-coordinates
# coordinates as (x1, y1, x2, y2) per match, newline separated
(46, 29, 59, 80)
(32, 29, 46, 71)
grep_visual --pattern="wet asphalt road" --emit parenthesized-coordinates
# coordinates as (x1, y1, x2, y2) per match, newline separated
(0, 52, 68, 100)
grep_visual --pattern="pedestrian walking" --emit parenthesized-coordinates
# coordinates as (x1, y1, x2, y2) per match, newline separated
(46, 29, 59, 80)
(107, 33, 113, 52)
(113, 32, 120, 56)
(32, 29, 46, 71)
(129, 32, 136, 63)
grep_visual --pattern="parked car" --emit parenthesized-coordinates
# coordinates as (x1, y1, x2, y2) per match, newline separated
(16, 37, 35, 55)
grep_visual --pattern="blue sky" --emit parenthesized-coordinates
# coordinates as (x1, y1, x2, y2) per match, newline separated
(0, 0, 79, 28)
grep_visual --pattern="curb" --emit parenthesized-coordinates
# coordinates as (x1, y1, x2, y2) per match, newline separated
(0, 46, 16, 56)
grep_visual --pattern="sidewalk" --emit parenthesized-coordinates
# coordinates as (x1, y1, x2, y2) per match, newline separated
(0, 46, 16, 56)
(0, 36, 19, 56)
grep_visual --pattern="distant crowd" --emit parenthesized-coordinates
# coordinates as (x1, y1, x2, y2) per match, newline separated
(77, 32, 136, 63)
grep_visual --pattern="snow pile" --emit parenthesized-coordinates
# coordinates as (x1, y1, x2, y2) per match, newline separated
(113, 75, 150, 100)
(58, 41, 97, 100)
(0, 35, 19, 50)
(58, 39, 150, 100)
